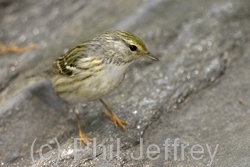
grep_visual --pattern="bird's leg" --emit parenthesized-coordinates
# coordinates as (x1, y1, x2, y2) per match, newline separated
(99, 99, 128, 130)
(74, 105, 92, 146)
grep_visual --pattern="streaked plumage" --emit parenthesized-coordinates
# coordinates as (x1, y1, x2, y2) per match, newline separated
(50, 30, 158, 104)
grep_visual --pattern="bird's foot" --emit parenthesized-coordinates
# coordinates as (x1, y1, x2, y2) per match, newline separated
(78, 130, 92, 146)
(104, 112, 129, 130)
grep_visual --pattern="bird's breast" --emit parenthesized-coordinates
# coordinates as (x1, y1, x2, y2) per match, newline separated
(82, 64, 130, 99)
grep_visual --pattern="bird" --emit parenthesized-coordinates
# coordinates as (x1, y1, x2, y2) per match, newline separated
(48, 30, 159, 145)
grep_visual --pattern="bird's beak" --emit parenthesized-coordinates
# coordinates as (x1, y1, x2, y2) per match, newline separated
(144, 52, 159, 61)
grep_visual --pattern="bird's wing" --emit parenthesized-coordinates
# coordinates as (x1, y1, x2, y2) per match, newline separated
(51, 42, 103, 77)
(52, 43, 89, 76)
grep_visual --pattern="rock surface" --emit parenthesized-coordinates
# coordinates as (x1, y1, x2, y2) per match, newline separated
(0, 0, 249, 166)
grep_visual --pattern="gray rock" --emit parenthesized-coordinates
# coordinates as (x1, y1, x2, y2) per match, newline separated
(0, 0, 249, 166)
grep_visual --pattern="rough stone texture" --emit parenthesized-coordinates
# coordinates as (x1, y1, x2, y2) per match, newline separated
(0, 0, 249, 166)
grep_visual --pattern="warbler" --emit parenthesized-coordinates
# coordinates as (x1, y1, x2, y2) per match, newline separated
(49, 30, 159, 145)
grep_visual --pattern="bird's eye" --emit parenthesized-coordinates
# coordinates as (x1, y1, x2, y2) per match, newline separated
(129, 45, 137, 51)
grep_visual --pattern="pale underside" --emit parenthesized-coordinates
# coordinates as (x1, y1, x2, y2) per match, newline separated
(52, 62, 130, 104)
